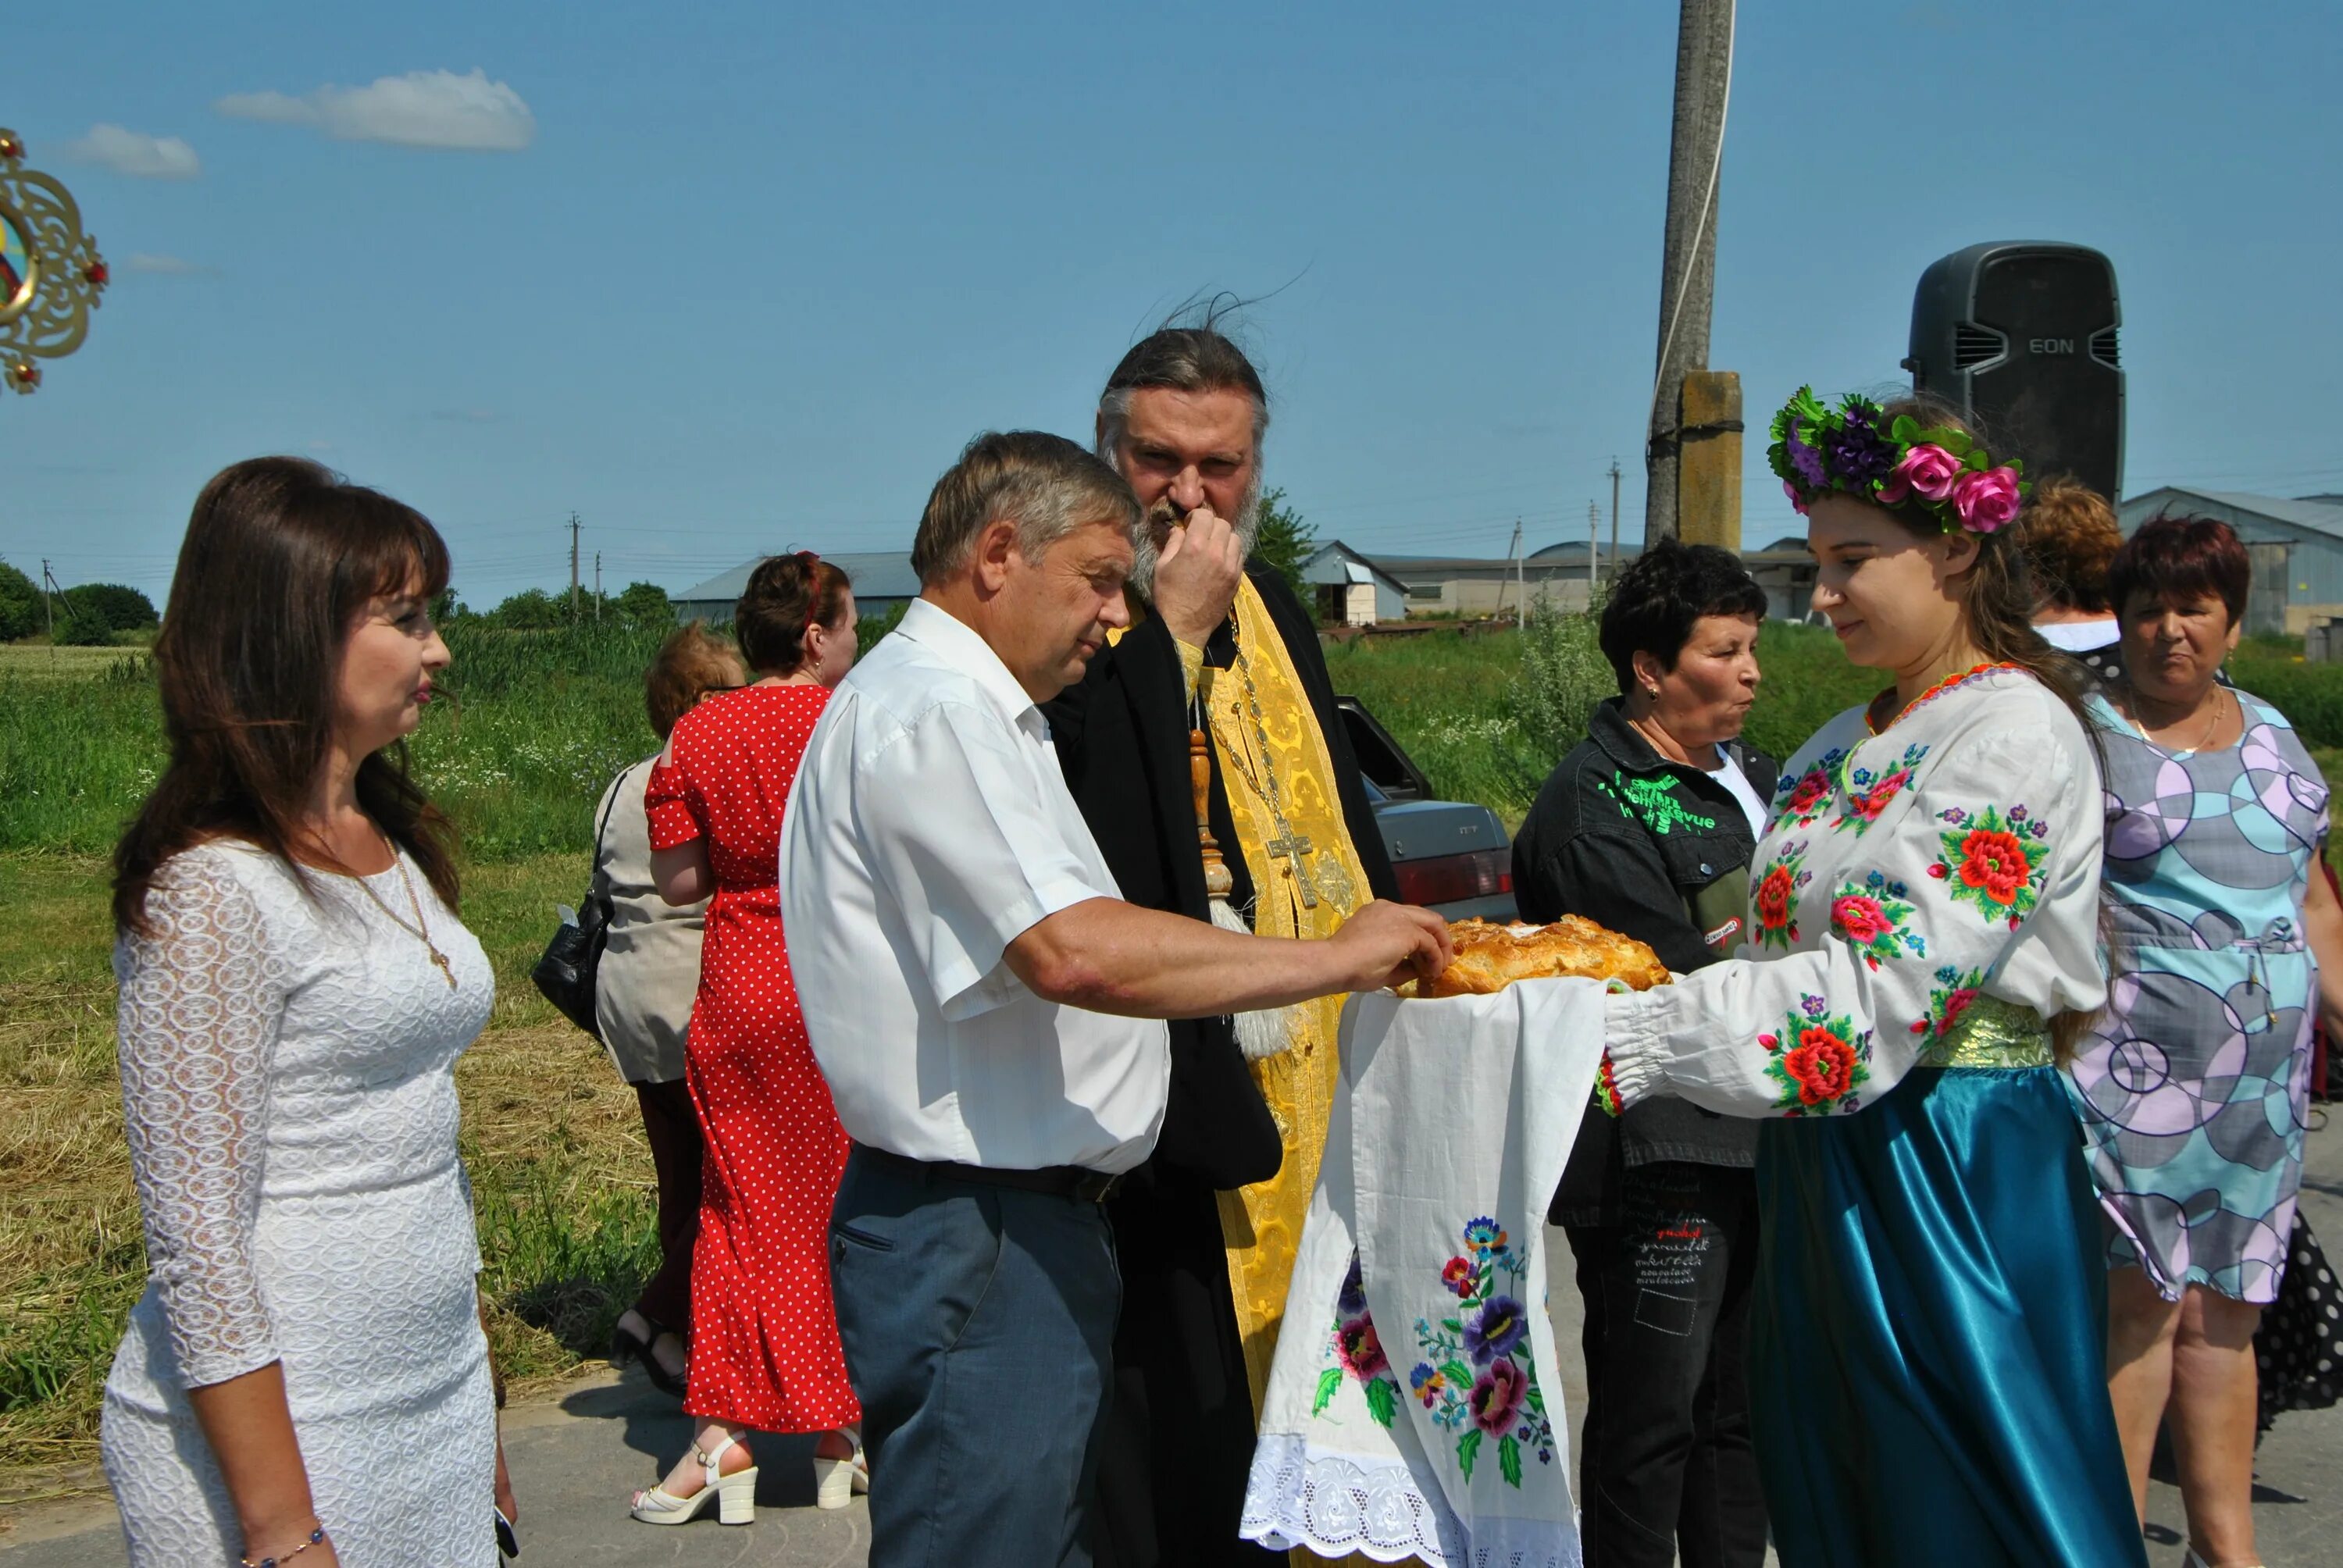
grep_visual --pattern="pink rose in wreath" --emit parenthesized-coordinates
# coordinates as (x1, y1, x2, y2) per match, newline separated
(1950, 467, 2024, 533)
(1878, 443, 1964, 505)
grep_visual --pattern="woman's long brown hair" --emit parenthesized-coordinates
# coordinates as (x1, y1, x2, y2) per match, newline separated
(113, 457, 458, 933)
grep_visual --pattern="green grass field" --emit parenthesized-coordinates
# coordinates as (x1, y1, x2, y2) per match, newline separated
(4, 614, 2341, 1483)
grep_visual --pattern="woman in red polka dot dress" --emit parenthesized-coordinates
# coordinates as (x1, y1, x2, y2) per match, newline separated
(629, 553, 864, 1528)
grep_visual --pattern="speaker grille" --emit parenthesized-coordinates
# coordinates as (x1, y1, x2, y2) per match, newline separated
(2091, 328, 2120, 368)
(1953, 323, 2007, 369)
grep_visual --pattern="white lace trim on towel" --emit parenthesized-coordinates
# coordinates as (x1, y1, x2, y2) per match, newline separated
(1240, 1433, 1457, 1564)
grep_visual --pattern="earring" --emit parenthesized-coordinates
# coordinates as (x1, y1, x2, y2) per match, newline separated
(1644, 684, 1660, 699)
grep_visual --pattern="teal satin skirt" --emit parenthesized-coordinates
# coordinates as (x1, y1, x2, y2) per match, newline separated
(1750, 1062, 2145, 1567)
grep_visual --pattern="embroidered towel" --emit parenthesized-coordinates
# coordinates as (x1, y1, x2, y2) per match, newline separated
(1240, 978, 1609, 1566)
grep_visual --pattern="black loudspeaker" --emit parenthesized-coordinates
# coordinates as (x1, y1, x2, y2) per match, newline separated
(1903, 241, 2124, 501)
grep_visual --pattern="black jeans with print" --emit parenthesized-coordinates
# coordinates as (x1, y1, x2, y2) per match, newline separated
(1564, 1160, 1768, 1568)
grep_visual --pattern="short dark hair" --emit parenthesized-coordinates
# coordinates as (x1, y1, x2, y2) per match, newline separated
(1598, 536, 1767, 695)
(1097, 305, 1270, 458)
(736, 551, 851, 676)
(2108, 513, 2252, 625)
(911, 430, 1141, 585)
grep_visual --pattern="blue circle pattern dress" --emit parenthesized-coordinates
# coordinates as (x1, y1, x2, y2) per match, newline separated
(2068, 690, 2327, 1303)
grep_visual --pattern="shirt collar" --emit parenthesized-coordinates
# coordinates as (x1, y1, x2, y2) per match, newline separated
(894, 598, 1044, 729)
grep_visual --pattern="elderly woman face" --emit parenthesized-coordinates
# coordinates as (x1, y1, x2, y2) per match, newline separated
(2120, 586, 2239, 706)
(1642, 611, 1762, 749)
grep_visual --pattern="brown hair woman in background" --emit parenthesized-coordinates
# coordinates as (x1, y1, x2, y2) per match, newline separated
(628, 553, 867, 1527)
(102, 458, 510, 1566)
(599, 624, 750, 1399)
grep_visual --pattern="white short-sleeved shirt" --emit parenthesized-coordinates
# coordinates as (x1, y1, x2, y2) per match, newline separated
(779, 598, 1170, 1174)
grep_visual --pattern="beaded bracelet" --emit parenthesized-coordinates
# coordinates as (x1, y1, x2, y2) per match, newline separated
(242, 1524, 326, 1568)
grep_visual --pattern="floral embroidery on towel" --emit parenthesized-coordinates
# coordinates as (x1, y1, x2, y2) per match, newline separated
(1410, 1217, 1556, 1486)
(1928, 803, 2049, 928)
(1316, 1255, 1400, 1427)
(1829, 871, 1925, 971)
(1760, 993, 1874, 1114)
(1753, 841, 1812, 952)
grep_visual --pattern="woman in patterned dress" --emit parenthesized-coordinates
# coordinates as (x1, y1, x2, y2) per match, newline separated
(102, 458, 508, 1566)
(2067, 515, 2343, 1568)
(627, 553, 865, 1527)
(1594, 390, 2144, 1566)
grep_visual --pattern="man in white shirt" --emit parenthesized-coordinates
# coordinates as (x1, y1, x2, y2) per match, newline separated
(781, 430, 1450, 1568)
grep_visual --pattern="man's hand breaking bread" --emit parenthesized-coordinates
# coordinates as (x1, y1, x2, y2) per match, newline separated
(1328, 900, 1456, 994)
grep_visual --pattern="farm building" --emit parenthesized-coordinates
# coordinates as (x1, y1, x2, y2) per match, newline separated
(672, 550, 922, 625)
(1359, 536, 1818, 623)
(1300, 541, 1409, 625)
(2115, 488, 2338, 635)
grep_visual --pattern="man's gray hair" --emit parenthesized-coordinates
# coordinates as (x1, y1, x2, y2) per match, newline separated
(1093, 323, 1271, 465)
(911, 430, 1143, 586)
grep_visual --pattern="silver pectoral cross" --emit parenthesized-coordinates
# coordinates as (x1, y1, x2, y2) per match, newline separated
(1265, 829, 1320, 908)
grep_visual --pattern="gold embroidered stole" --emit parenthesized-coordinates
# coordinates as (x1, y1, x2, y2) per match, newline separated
(1199, 576, 1372, 1413)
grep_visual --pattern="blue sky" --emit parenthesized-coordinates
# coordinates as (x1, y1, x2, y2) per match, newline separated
(5, 2, 2338, 607)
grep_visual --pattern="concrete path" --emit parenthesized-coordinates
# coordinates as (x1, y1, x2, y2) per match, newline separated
(9, 1117, 2341, 1566)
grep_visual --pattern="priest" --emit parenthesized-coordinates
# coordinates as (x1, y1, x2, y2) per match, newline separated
(1047, 321, 1399, 1566)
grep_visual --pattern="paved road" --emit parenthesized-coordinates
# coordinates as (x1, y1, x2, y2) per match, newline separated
(10, 1117, 2340, 1566)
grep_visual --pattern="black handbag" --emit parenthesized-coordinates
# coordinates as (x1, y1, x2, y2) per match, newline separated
(531, 781, 624, 1038)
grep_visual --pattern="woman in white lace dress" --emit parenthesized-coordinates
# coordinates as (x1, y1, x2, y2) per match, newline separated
(101, 458, 511, 1568)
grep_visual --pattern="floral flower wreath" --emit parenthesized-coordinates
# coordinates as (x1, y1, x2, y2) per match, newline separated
(1768, 386, 2027, 534)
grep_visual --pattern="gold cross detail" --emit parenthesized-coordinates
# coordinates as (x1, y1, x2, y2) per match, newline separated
(1265, 831, 1319, 908)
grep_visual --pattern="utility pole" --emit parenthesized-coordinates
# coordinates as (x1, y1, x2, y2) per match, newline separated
(1646, 0, 1735, 541)
(568, 512, 582, 618)
(594, 551, 603, 622)
(1608, 457, 1624, 576)
(40, 559, 56, 640)
(1589, 501, 1603, 597)
(1505, 519, 1524, 625)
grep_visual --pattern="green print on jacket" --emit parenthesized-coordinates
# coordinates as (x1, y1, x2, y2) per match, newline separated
(1596, 771, 1718, 838)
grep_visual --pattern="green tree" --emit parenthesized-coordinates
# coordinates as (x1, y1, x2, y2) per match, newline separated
(489, 588, 565, 629)
(1253, 486, 1316, 602)
(0, 557, 40, 641)
(64, 583, 159, 632)
(612, 581, 676, 629)
(56, 601, 116, 645)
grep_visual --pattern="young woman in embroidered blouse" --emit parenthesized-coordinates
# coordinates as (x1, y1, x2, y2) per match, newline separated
(1595, 391, 2145, 1567)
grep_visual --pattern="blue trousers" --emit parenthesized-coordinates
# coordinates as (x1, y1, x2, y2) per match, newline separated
(829, 1147, 1122, 1568)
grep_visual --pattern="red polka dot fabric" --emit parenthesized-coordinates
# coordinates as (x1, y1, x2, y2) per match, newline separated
(645, 685, 860, 1433)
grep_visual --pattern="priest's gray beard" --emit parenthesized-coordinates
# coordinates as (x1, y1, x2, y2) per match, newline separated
(1125, 476, 1264, 601)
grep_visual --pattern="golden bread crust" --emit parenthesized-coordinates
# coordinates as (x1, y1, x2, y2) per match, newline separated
(1405, 916, 1671, 998)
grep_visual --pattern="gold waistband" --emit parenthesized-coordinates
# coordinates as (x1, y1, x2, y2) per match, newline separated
(1915, 995, 2053, 1071)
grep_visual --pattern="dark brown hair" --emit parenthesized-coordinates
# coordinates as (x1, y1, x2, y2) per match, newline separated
(2108, 513, 2251, 625)
(736, 551, 851, 676)
(114, 457, 456, 932)
(644, 622, 746, 739)
(2017, 476, 2123, 615)
(1599, 536, 1767, 695)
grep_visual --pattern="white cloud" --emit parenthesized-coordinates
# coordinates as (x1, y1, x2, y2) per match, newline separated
(124, 254, 209, 275)
(64, 123, 201, 180)
(216, 68, 535, 151)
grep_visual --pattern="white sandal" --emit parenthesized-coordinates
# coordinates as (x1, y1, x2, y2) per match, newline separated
(629, 1431, 758, 1527)
(811, 1428, 869, 1511)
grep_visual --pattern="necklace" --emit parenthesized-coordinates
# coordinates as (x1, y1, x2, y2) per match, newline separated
(350, 827, 457, 989)
(2127, 685, 2227, 756)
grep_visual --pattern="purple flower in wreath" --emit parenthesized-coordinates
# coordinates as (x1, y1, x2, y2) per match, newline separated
(1335, 1315, 1389, 1380)
(1441, 1256, 1476, 1297)
(1338, 1256, 1367, 1317)
(1824, 404, 1897, 487)
(1464, 1295, 1528, 1364)
(1469, 1359, 1528, 1436)
(1783, 419, 1828, 487)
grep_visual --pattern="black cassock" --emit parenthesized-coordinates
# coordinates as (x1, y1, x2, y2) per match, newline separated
(1047, 562, 1398, 1568)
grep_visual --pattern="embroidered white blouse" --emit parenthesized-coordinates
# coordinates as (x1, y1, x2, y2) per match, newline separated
(1603, 667, 2106, 1116)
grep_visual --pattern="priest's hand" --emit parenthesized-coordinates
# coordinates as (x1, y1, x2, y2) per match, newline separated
(1153, 504, 1246, 647)
(1329, 900, 1456, 993)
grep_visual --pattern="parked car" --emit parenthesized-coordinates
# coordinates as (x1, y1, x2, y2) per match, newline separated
(1337, 697, 1517, 921)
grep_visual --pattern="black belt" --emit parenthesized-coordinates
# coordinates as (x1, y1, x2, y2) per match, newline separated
(858, 1145, 1122, 1204)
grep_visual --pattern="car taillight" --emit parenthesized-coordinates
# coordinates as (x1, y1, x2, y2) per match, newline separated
(1393, 849, 1512, 907)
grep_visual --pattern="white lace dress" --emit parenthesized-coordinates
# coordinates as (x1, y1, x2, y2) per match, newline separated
(98, 840, 499, 1568)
